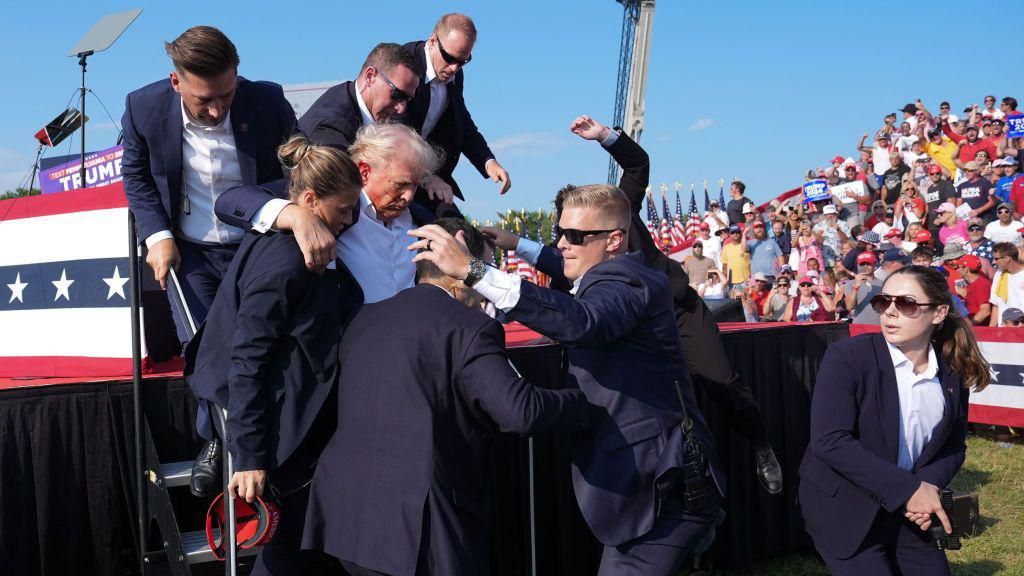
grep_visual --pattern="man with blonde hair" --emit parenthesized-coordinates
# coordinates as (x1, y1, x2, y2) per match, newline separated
(413, 183, 725, 575)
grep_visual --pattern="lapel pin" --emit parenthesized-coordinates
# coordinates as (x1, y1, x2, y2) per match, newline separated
(240, 123, 249, 132)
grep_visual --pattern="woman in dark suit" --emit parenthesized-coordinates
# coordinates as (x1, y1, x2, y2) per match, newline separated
(799, 265, 990, 575)
(188, 134, 362, 575)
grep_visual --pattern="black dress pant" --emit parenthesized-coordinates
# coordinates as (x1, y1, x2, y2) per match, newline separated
(676, 286, 769, 446)
(814, 508, 950, 576)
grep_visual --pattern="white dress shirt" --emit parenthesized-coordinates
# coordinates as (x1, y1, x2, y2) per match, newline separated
(336, 190, 416, 303)
(354, 81, 374, 125)
(886, 341, 946, 471)
(145, 102, 285, 248)
(421, 44, 450, 139)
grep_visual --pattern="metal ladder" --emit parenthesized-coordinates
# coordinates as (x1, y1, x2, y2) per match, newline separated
(129, 214, 255, 575)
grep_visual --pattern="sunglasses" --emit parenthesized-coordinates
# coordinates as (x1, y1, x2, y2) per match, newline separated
(869, 294, 940, 316)
(374, 67, 412, 103)
(799, 282, 813, 287)
(437, 38, 472, 67)
(554, 226, 620, 245)
(968, 226, 983, 232)
(998, 209, 1011, 214)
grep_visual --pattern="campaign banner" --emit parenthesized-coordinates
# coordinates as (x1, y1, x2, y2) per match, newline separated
(0, 181, 150, 377)
(1007, 115, 1024, 139)
(802, 179, 829, 203)
(829, 180, 865, 204)
(38, 145, 124, 194)
(851, 324, 1024, 427)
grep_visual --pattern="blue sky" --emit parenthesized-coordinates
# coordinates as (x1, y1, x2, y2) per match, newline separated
(0, 0, 1012, 223)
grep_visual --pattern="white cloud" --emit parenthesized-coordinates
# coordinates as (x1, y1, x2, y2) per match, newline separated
(489, 132, 565, 158)
(688, 118, 715, 132)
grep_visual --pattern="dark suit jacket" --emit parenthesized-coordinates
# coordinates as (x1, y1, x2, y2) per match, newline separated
(301, 283, 591, 576)
(503, 252, 725, 547)
(400, 40, 495, 200)
(121, 77, 297, 242)
(184, 229, 362, 487)
(798, 333, 969, 559)
(297, 81, 363, 150)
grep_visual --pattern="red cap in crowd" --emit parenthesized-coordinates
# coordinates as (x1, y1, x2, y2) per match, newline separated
(698, 222, 710, 231)
(752, 221, 765, 228)
(914, 230, 932, 243)
(956, 254, 983, 272)
(884, 228, 903, 239)
(831, 155, 845, 165)
(857, 252, 878, 265)
(927, 164, 942, 175)
(798, 276, 815, 285)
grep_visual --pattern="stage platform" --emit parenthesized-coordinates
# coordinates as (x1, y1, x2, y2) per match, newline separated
(0, 321, 850, 575)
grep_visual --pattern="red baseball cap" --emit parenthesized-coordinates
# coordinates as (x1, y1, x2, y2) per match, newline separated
(798, 276, 815, 285)
(857, 252, 878, 265)
(698, 222, 710, 231)
(884, 228, 903, 239)
(831, 155, 845, 165)
(957, 254, 983, 271)
(752, 221, 765, 228)
(914, 230, 933, 243)
(927, 164, 942, 175)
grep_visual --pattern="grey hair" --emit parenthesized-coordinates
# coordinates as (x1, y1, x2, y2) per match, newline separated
(348, 122, 442, 178)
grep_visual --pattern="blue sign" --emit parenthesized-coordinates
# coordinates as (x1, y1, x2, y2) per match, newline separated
(802, 179, 829, 203)
(1007, 115, 1024, 138)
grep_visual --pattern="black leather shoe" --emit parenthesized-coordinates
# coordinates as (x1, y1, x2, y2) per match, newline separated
(189, 439, 223, 498)
(755, 446, 783, 495)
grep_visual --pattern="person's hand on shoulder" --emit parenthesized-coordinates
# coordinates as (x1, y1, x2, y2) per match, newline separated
(276, 203, 337, 275)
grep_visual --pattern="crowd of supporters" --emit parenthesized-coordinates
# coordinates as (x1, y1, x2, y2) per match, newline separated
(683, 96, 1024, 326)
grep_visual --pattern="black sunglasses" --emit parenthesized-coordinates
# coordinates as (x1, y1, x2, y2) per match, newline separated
(554, 226, 621, 245)
(374, 67, 412, 103)
(799, 282, 813, 287)
(968, 225, 983, 231)
(437, 38, 472, 67)
(998, 209, 1011, 214)
(869, 294, 940, 316)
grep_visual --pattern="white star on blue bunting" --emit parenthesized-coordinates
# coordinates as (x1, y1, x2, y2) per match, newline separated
(7, 272, 27, 304)
(52, 268, 74, 302)
(103, 266, 129, 300)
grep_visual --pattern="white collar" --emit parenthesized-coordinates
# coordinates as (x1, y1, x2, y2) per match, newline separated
(887, 340, 938, 379)
(180, 98, 231, 130)
(354, 82, 374, 125)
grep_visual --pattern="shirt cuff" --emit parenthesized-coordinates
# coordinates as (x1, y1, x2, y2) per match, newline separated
(473, 267, 522, 312)
(251, 198, 292, 233)
(599, 128, 620, 148)
(144, 230, 174, 249)
(514, 237, 543, 265)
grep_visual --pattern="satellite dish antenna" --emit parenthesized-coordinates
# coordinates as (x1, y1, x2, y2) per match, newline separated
(67, 9, 142, 190)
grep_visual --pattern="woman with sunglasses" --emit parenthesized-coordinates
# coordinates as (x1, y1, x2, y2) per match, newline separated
(799, 266, 990, 575)
(894, 176, 926, 229)
(781, 276, 834, 322)
(933, 202, 969, 247)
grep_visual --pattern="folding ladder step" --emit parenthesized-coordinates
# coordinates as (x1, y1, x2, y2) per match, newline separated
(156, 460, 193, 489)
(181, 529, 259, 565)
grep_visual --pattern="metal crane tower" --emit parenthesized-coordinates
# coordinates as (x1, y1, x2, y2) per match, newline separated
(608, 0, 655, 184)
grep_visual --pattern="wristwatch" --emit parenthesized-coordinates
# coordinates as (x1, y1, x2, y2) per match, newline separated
(464, 258, 488, 287)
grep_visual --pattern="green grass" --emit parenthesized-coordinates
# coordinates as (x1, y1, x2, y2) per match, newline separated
(720, 434, 1024, 576)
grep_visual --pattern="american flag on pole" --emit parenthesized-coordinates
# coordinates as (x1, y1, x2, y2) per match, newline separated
(672, 189, 687, 244)
(718, 180, 727, 209)
(0, 182, 148, 377)
(516, 215, 536, 284)
(684, 191, 702, 239)
(659, 191, 673, 251)
(646, 192, 660, 240)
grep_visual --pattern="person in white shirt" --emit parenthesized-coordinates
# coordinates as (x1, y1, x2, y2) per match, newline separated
(122, 26, 297, 345)
(703, 199, 729, 234)
(696, 223, 723, 267)
(983, 203, 1023, 244)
